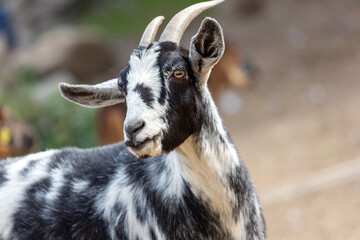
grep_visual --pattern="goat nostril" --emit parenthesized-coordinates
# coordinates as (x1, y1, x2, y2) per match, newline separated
(125, 121, 145, 139)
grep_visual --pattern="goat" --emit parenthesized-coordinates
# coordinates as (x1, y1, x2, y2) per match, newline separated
(96, 41, 256, 145)
(0, 1, 266, 239)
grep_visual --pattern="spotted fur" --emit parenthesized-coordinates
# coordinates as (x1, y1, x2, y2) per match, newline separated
(0, 16, 265, 240)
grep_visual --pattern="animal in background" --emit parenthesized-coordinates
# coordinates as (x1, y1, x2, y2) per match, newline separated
(0, 1, 266, 239)
(96, 41, 258, 145)
(0, 105, 37, 159)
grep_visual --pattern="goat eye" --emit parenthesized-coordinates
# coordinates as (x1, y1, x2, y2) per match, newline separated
(173, 70, 185, 79)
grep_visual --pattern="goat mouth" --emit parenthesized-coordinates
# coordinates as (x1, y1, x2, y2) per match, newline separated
(125, 134, 160, 150)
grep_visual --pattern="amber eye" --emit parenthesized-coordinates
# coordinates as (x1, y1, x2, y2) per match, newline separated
(173, 70, 185, 78)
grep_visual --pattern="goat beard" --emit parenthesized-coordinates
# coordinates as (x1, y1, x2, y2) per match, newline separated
(128, 136, 163, 159)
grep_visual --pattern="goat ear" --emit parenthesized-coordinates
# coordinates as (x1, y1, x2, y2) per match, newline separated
(189, 17, 225, 84)
(59, 78, 125, 108)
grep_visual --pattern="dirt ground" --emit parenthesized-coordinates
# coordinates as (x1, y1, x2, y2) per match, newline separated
(212, 0, 360, 239)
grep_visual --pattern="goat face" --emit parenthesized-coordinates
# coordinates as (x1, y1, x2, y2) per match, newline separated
(118, 42, 205, 158)
(60, 16, 225, 159)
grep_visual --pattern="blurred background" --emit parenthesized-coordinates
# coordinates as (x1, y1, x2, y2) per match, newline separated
(0, 0, 360, 239)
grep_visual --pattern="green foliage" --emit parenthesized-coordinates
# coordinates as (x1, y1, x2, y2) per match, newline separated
(0, 68, 97, 151)
(30, 93, 97, 150)
(77, 0, 199, 35)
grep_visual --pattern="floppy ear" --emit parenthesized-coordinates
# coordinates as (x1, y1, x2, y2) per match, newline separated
(59, 78, 125, 108)
(189, 17, 225, 85)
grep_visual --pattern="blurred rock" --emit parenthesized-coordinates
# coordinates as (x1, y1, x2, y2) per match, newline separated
(6, 0, 92, 45)
(12, 26, 116, 83)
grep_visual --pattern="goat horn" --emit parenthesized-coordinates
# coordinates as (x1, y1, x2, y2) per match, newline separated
(139, 16, 165, 46)
(159, 0, 224, 44)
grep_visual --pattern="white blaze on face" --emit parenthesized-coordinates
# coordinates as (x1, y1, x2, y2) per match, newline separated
(124, 44, 169, 157)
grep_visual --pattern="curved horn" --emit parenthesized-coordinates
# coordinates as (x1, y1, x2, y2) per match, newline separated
(159, 0, 224, 44)
(139, 16, 165, 46)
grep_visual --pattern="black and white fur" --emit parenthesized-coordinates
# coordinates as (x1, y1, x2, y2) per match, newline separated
(0, 17, 266, 239)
